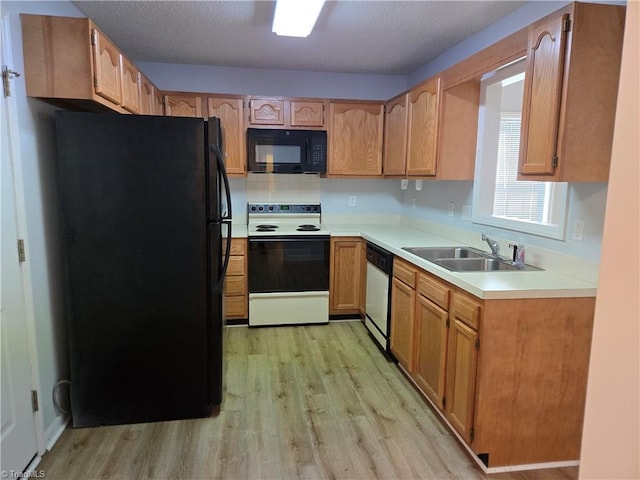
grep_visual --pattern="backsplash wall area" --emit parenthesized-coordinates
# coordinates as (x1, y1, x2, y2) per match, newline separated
(399, 180, 607, 264)
(230, 175, 404, 223)
(230, 175, 605, 265)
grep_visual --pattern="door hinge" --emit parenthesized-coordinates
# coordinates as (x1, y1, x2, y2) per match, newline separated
(31, 390, 39, 413)
(93, 76, 99, 88)
(442, 396, 446, 409)
(91, 29, 98, 46)
(17, 239, 26, 263)
(470, 427, 475, 442)
(2, 65, 21, 98)
(562, 17, 571, 32)
(446, 319, 450, 328)
(552, 155, 558, 168)
(475, 339, 480, 350)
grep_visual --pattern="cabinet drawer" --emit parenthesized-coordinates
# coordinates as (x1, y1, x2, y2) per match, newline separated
(393, 258, 417, 288)
(417, 273, 450, 310)
(227, 255, 245, 276)
(451, 292, 482, 330)
(224, 276, 246, 296)
(229, 238, 246, 256)
(224, 295, 247, 318)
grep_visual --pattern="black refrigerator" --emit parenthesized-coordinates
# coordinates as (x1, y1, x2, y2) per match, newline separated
(55, 111, 232, 427)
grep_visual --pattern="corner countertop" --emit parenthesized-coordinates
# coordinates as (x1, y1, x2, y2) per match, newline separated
(326, 223, 598, 300)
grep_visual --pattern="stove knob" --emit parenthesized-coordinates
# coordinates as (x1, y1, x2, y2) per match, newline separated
(306, 206, 311, 211)
(258, 206, 264, 211)
(250, 205, 256, 211)
(269, 205, 274, 211)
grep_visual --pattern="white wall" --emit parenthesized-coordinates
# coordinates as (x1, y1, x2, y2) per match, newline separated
(3, 0, 85, 446)
(579, 2, 639, 477)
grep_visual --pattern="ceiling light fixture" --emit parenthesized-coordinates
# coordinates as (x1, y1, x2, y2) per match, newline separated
(272, 0, 326, 38)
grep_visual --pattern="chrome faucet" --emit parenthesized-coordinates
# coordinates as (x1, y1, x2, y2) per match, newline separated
(481, 233, 500, 257)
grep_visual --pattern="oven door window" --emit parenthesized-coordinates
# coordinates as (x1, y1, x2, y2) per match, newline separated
(248, 237, 329, 293)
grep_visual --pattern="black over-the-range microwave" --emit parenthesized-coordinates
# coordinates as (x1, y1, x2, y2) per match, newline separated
(247, 128, 327, 174)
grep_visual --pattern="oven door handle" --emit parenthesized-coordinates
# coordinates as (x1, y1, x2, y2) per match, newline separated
(248, 235, 330, 243)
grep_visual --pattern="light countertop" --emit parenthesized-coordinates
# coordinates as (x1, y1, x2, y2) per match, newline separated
(233, 223, 597, 300)
(327, 223, 597, 300)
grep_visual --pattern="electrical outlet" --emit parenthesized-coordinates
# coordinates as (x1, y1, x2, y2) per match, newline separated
(462, 204, 471, 221)
(349, 195, 357, 207)
(448, 202, 455, 218)
(572, 218, 585, 241)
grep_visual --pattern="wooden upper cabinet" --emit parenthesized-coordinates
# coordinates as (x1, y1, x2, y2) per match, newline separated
(21, 14, 161, 114)
(383, 93, 409, 176)
(519, 14, 568, 176)
(207, 96, 246, 175)
(248, 97, 327, 128)
(139, 73, 162, 115)
(518, 2, 626, 182)
(249, 98, 285, 125)
(290, 100, 325, 127)
(119, 54, 140, 114)
(164, 93, 203, 118)
(91, 28, 122, 106)
(328, 101, 384, 177)
(406, 76, 440, 176)
(436, 79, 480, 180)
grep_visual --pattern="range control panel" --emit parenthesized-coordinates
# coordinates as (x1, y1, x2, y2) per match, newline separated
(248, 203, 321, 214)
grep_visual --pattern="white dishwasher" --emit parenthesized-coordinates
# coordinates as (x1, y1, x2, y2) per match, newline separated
(364, 242, 393, 351)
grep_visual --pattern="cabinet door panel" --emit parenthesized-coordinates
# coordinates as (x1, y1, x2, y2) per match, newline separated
(208, 97, 246, 175)
(329, 103, 384, 176)
(330, 238, 362, 314)
(445, 319, 478, 443)
(414, 294, 448, 409)
(407, 77, 440, 176)
(91, 29, 121, 105)
(250, 99, 285, 125)
(139, 74, 155, 115)
(383, 94, 409, 176)
(390, 277, 415, 371)
(519, 14, 569, 176)
(120, 55, 140, 114)
(164, 94, 203, 118)
(290, 101, 325, 127)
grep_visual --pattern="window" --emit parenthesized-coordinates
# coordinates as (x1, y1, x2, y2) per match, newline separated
(472, 59, 568, 239)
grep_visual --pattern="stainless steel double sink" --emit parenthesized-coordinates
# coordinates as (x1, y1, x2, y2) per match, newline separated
(401, 246, 542, 272)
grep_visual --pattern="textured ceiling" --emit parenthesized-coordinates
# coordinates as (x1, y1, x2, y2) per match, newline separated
(72, 1, 525, 75)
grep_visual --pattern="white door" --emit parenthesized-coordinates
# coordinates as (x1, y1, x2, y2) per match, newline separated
(0, 13, 39, 473)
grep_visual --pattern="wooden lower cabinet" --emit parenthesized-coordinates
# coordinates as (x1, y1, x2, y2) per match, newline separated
(329, 238, 363, 315)
(444, 316, 479, 444)
(389, 259, 418, 371)
(223, 238, 247, 320)
(413, 293, 448, 409)
(388, 254, 595, 468)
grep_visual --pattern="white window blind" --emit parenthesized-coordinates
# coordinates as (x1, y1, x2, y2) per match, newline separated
(492, 114, 550, 223)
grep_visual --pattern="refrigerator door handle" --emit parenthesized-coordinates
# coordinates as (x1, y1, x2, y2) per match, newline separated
(214, 219, 233, 292)
(210, 144, 232, 221)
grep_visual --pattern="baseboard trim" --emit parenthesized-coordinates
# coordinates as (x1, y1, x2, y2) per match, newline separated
(45, 414, 69, 451)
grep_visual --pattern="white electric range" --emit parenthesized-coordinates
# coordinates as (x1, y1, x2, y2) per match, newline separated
(246, 203, 330, 326)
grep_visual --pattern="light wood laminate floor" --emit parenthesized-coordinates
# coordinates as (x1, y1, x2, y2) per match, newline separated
(37, 321, 578, 479)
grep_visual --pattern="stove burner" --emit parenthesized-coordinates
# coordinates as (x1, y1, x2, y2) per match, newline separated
(256, 224, 278, 229)
(297, 224, 320, 232)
